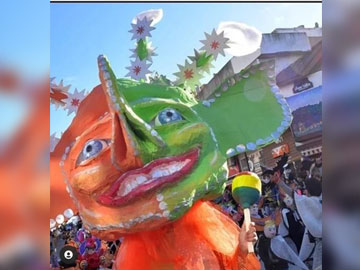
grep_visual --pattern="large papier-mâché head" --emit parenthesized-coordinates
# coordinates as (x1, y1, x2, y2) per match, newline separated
(51, 55, 291, 239)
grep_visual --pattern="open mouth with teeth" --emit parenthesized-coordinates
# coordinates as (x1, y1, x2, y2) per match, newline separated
(97, 148, 200, 206)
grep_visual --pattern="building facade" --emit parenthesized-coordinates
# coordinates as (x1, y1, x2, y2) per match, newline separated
(199, 24, 322, 176)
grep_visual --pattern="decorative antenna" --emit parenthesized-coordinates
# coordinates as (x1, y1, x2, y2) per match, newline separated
(200, 29, 230, 60)
(126, 9, 163, 81)
(174, 22, 262, 96)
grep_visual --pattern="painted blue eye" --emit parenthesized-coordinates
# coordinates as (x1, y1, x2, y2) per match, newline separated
(155, 108, 183, 126)
(76, 139, 110, 165)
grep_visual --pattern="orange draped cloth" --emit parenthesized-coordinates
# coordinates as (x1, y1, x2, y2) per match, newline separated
(114, 201, 260, 270)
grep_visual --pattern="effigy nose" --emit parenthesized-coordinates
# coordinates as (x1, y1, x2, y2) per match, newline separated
(97, 55, 166, 170)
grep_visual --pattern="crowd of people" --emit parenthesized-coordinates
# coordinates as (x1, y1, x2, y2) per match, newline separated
(215, 154, 322, 270)
(50, 154, 322, 270)
(50, 212, 121, 270)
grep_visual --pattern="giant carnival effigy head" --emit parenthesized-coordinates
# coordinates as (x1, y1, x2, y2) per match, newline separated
(50, 9, 292, 240)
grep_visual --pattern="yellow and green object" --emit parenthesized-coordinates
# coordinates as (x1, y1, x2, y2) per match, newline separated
(232, 172, 262, 208)
(231, 172, 262, 253)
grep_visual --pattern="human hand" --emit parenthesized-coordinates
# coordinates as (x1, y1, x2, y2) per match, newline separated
(80, 260, 88, 269)
(239, 222, 258, 254)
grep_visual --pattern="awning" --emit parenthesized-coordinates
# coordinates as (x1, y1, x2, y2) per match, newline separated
(276, 41, 322, 87)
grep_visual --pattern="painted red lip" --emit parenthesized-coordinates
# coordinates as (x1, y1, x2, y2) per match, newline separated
(97, 148, 200, 206)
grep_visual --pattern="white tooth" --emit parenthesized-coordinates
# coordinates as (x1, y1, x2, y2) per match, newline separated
(162, 210, 170, 217)
(130, 181, 137, 190)
(125, 184, 131, 194)
(152, 169, 163, 178)
(175, 163, 183, 171)
(136, 176, 147, 185)
(168, 165, 177, 174)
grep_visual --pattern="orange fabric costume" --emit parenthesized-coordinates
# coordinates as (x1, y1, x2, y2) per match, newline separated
(114, 201, 260, 270)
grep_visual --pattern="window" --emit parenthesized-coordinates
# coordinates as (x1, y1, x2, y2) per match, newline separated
(239, 158, 249, 171)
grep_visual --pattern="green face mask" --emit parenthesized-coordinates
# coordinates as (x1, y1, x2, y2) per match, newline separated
(95, 54, 291, 221)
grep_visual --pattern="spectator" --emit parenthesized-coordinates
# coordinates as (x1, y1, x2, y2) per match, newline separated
(278, 194, 305, 253)
(310, 156, 322, 181)
(276, 177, 322, 270)
(256, 219, 308, 270)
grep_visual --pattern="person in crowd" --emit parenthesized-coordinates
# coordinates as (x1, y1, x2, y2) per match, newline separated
(309, 156, 322, 181)
(260, 170, 280, 216)
(250, 203, 263, 219)
(50, 243, 60, 269)
(300, 157, 313, 179)
(283, 162, 305, 193)
(78, 237, 105, 270)
(50, 214, 122, 270)
(278, 194, 305, 253)
(256, 219, 308, 270)
(260, 154, 288, 216)
(276, 175, 322, 270)
(100, 249, 115, 269)
(257, 220, 289, 270)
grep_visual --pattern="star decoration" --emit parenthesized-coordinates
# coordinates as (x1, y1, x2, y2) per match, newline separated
(129, 17, 155, 41)
(125, 58, 152, 81)
(188, 49, 215, 75)
(137, 26, 144, 35)
(174, 60, 203, 89)
(211, 41, 219, 50)
(50, 79, 71, 109)
(130, 40, 157, 62)
(65, 88, 86, 116)
(184, 69, 194, 79)
(50, 133, 60, 152)
(200, 29, 230, 60)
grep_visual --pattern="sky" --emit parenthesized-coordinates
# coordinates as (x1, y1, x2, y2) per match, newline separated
(50, 2, 322, 136)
